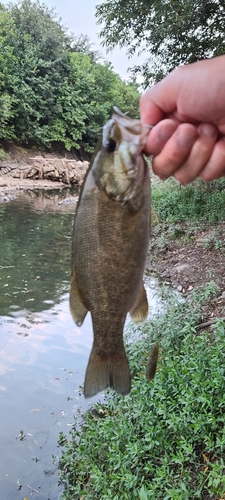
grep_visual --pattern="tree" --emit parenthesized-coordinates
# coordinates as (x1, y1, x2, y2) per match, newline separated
(49, 52, 140, 151)
(0, 0, 141, 152)
(96, 0, 225, 86)
(0, 8, 19, 139)
(0, 0, 71, 144)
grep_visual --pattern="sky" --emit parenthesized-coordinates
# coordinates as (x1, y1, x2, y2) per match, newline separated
(2, 0, 146, 80)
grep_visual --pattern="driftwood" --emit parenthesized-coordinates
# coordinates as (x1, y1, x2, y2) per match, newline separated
(196, 317, 225, 330)
(0, 157, 90, 186)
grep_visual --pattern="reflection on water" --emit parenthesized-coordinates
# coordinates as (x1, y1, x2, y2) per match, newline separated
(0, 190, 75, 315)
(0, 191, 96, 500)
(0, 190, 164, 499)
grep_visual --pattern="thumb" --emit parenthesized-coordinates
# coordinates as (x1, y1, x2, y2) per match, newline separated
(140, 90, 166, 125)
(140, 70, 181, 125)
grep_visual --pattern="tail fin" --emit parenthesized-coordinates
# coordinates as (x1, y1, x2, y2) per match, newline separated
(84, 346, 131, 398)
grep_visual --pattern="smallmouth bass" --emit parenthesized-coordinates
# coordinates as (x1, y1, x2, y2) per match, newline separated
(70, 107, 151, 398)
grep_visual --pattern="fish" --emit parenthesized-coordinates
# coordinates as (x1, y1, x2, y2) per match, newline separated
(70, 107, 151, 398)
(146, 342, 159, 381)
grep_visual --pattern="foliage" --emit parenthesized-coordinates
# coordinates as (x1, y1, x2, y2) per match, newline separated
(58, 283, 225, 499)
(0, 148, 9, 161)
(149, 178, 225, 255)
(96, 0, 225, 85)
(0, 8, 18, 139)
(151, 178, 225, 224)
(0, 0, 140, 151)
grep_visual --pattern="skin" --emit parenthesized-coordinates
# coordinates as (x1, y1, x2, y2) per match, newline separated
(140, 55, 225, 184)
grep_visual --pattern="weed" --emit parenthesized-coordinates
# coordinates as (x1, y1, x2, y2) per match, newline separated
(152, 178, 225, 225)
(58, 283, 225, 499)
(0, 149, 10, 161)
(203, 228, 225, 254)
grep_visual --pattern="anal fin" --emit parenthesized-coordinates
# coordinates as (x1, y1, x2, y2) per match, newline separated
(69, 271, 88, 326)
(129, 282, 148, 323)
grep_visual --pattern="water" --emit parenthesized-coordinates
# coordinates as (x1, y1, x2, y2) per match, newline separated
(0, 190, 163, 500)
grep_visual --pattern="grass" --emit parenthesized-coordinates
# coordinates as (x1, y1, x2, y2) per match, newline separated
(0, 148, 10, 161)
(151, 178, 225, 225)
(149, 178, 225, 253)
(58, 282, 225, 499)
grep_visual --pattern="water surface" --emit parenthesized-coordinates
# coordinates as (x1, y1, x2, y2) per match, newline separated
(0, 190, 163, 499)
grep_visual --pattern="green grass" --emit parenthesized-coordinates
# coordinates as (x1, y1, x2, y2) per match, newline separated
(58, 282, 225, 499)
(150, 178, 225, 253)
(152, 178, 225, 225)
(0, 148, 10, 161)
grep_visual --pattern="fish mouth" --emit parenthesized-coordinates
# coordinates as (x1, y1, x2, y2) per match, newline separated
(103, 108, 151, 156)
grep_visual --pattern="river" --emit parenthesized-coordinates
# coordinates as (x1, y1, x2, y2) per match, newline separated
(0, 190, 163, 500)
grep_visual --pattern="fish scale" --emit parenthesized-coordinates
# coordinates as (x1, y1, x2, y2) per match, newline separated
(70, 108, 151, 398)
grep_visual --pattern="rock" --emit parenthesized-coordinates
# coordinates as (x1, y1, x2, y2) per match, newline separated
(174, 263, 189, 272)
(196, 237, 207, 246)
(177, 285, 182, 292)
(58, 197, 78, 205)
(0, 177, 7, 187)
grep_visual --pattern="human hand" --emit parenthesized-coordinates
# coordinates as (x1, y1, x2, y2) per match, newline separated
(140, 55, 225, 183)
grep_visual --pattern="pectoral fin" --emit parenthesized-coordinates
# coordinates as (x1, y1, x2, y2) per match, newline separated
(129, 282, 148, 323)
(69, 271, 88, 326)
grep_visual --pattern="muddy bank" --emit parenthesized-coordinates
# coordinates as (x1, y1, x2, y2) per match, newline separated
(147, 222, 225, 323)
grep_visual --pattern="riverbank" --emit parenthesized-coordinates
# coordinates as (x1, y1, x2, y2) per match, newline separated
(59, 281, 225, 500)
(0, 145, 89, 202)
(148, 177, 225, 322)
(0, 176, 65, 202)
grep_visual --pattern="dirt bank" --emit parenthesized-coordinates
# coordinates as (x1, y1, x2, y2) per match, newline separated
(147, 222, 225, 324)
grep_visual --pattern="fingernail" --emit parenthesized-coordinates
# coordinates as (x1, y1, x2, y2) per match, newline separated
(200, 123, 217, 137)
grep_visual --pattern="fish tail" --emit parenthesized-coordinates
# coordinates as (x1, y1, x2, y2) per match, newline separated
(84, 346, 131, 398)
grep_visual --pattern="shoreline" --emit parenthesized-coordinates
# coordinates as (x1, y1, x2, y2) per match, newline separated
(0, 177, 68, 202)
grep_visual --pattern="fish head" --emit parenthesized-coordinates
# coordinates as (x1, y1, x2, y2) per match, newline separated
(92, 107, 151, 202)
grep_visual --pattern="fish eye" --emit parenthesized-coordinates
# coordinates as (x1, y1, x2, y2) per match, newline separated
(105, 138, 116, 153)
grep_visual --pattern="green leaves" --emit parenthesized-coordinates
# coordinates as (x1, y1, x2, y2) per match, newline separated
(0, 0, 140, 152)
(58, 285, 225, 498)
(152, 178, 225, 224)
(96, 0, 225, 85)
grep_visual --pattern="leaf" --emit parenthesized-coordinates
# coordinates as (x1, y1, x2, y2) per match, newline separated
(202, 453, 209, 462)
